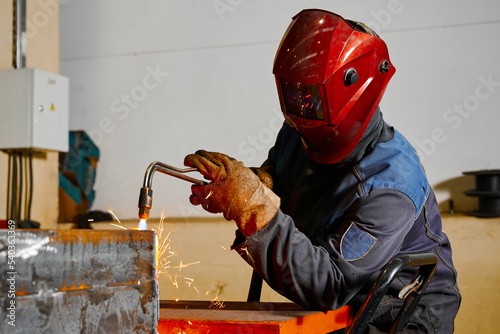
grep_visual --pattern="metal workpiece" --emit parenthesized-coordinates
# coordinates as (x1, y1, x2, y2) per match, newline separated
(0, 229, 159, 333)
(5, 279, 157, 334)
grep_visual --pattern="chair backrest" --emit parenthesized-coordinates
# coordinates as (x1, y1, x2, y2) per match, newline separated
(348, 253, 438, 334)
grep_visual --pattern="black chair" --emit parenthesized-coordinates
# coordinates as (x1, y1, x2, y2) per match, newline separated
(247, 253, 438, 334)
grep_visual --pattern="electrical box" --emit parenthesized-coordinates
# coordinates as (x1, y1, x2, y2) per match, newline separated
(0, 68, 69, 152)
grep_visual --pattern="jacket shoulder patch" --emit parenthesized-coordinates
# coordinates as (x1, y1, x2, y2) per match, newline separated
(341, 222, 377, 261)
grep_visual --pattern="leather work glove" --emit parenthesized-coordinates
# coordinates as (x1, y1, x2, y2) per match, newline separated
(184, 150, 280, 237)
(249, 166, 274, 190)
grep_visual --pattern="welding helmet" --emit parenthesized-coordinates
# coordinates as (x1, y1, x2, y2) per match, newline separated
(273, 9, 395, 164)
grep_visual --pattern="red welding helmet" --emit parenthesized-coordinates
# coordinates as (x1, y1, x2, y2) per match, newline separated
(273, 9, 395, 164)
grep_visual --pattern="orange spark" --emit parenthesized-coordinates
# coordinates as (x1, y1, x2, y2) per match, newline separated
(206, 190, 214, 199)
(107, 209, 121, 223)
(154, 209, 201, 298)
(110, 223, 127, 230)
(209, 283, 225, 309)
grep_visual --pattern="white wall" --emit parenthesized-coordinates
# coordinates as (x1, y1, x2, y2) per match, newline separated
(60, 0, 500, 220)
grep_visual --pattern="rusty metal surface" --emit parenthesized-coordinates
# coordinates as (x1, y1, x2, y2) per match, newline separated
(157, 300, 352, 334)
(0, 229, 159, 333)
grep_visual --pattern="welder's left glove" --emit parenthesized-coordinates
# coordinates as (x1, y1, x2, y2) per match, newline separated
(249, 166, 274, 190)
(184, 150, 280, 237)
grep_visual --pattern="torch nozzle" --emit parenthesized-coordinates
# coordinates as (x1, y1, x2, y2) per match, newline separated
(138, 187, 153, 220)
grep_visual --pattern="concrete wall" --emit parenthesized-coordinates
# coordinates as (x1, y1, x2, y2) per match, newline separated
(442, 215, 500, 333)
(58, 0, 500, 220)
(0, 0, 60, 228)
(0, 1, 12, 70)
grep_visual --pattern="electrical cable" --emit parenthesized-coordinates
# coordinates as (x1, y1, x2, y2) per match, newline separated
(27, 152, 33, 221)
(18, 151, 23, 222)
(23, 153, 27, 220)
(11, 152, 17, 221)
(23, 152, 28, 220)
(6, 152, 12, 220)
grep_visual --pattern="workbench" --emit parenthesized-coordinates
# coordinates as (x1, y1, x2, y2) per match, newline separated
(158, 300, 352, 333)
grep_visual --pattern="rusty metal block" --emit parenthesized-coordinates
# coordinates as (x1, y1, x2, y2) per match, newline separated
(0, 229, 158, 333)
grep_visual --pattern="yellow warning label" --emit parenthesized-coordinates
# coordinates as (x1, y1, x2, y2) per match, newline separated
(51, 104, 55, 111)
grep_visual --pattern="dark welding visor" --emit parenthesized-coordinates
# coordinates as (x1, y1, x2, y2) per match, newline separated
(280, 78, 324, 120)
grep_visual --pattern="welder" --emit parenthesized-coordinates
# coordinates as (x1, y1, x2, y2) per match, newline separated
(185, 9, 460, 333)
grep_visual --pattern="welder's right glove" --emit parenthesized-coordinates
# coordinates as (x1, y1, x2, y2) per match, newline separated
(184, 150, 280, 237)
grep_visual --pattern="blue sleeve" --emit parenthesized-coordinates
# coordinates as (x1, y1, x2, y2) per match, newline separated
(232, 188, 416, 311)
